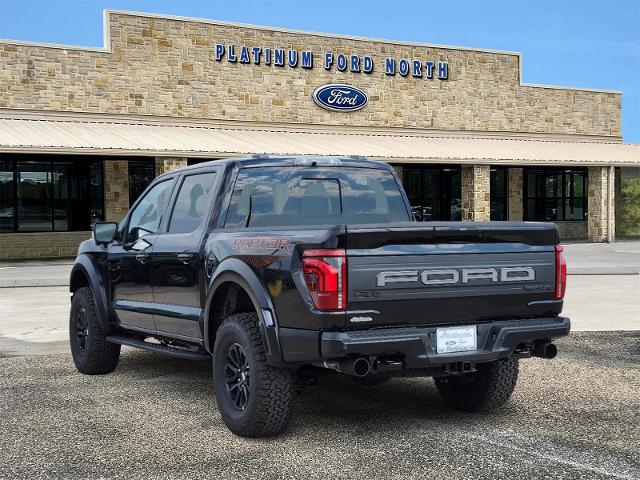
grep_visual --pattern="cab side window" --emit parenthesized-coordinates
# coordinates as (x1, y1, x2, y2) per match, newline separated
(127, 180, 173, 241)
(168, 172, 217, 234)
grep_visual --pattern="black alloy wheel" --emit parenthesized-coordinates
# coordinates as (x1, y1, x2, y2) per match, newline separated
(212, 312, 297, 437)
(75, 307, 89, 352)
(69, 287, 120, 375)
(225, 343, 251, 410)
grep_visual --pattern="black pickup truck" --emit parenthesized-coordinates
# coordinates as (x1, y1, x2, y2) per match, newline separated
(69, 155, 569, 437)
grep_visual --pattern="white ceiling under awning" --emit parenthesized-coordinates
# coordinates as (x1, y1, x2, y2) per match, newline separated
(0, 113, 638, 167)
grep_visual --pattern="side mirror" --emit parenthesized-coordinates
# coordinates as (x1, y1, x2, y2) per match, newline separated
(93, 222, 118, 245)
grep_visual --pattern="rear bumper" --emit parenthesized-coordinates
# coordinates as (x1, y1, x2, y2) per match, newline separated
(319, 316, 570, 368)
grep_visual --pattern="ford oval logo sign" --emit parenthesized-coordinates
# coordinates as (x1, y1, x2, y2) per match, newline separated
(312, 84, 368, 112)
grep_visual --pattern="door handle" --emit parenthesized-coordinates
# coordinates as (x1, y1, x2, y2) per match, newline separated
(177, 253, 195, 265)
(135, 253, 150, 264)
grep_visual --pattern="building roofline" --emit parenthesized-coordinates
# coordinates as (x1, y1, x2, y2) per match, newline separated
(0, 108, 625, 144)
(0, 9, 623, 95)
(104, 9, 524, 56)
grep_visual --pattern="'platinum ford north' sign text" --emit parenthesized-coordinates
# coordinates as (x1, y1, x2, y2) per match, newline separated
(214, 44, 449, 80)
(313, 84, 368, 112)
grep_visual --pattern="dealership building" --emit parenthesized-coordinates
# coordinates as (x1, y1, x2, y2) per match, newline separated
(0, 10, 638, 259)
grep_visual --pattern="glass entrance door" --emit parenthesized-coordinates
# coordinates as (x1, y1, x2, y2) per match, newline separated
(401, 165, 461, 221)
(53, 162, 92, 231)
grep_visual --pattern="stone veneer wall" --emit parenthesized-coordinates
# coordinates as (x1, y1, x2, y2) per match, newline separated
(588, 166, 615, 242)
(507, 167, 523, 221)
(461, 165, 490, 221)
(556, 222, 588, 240)
(0, 12, 621, 137)
(104, 160, 130, 222)
(0, 232, 91, 260)
(155, 157, 188, 176)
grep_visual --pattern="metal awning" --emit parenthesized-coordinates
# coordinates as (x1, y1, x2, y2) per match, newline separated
(1, 112, 638, 166)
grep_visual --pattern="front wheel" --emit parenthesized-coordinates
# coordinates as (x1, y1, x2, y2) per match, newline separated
(69, 287, 120, 375)
(435, 358, 519, 412)
(213, 313, 297, 437)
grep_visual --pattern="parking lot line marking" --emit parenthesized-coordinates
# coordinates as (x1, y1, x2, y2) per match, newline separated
(465, 432, 639, 479)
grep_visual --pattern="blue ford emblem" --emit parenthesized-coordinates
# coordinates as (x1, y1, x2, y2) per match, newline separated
(445, 340, 457, 346)
(312, 84, 368, 112)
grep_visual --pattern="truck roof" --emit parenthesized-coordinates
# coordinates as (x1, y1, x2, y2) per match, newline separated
(156, 155, 393, 179)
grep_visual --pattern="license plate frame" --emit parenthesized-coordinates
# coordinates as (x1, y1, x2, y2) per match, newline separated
(436, 325, 478, 354)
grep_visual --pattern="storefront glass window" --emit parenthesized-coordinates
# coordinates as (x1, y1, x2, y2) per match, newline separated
(90, 162, 104, 225)
(524, 168, 588, 221)
(187, 157, 220, 166)
(0, 155, 105, 232)
(129, 160, 156, 206)
(490, 167, 508, 221)
(17, 162, 52, 232)
(0, 161, 14, 232)
(401, 165, 461, 221)
(52, 163, 69, 231)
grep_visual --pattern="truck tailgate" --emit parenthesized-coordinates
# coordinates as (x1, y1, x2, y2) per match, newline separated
(345, 222, 561, 329)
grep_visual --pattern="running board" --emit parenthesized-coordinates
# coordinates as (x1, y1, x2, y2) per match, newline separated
(106, 335, 211, 361)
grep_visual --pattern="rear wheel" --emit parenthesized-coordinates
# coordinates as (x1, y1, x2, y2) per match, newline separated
(435, 358, 518, 412)
(69, 287, 120, 375)
(213, 312, 297, 437)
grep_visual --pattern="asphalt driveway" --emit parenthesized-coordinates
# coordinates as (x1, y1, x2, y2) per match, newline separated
(1, 332, 638, 480)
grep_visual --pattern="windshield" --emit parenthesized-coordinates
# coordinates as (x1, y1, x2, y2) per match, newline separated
(224, 167, 410, 228)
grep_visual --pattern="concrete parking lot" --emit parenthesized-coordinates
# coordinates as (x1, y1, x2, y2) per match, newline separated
(0, 332, 638, 479)
(0, 241, 638, 479)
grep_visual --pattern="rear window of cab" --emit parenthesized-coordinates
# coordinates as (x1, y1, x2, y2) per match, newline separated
(224, 167, 410, 228)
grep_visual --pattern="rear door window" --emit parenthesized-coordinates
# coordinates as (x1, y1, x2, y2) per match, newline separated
(168, 172, 216, 234)
(224, 167, 409, 228)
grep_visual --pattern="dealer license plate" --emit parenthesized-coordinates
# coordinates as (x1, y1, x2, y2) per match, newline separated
(436, 326, 477, 354)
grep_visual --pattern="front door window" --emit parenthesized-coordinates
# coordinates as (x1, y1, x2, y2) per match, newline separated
(126, 180, 173, 242)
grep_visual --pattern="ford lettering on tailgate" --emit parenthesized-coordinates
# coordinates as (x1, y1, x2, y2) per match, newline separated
(376, 267, 536, 287)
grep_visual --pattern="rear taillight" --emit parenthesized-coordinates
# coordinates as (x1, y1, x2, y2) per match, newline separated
(555, 244, 567, 300)
(302, 249, 347, 311)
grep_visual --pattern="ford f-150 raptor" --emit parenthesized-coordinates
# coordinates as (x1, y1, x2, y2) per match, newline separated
(69, 155, 570, 437)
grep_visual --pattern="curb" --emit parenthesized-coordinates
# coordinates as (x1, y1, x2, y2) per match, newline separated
(567, 268, 640, 275)
(0, 280, 69, 288)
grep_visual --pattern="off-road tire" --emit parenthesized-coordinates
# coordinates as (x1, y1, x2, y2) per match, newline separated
(213, 312, 297, 437)
(69, 287, 120, 375)
(435, 358, 519, 412)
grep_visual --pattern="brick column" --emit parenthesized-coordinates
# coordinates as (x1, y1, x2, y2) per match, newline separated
(155, 156, 188, 175)
(588, 166, 615, 242)
(507, 167, 524, 221)
(461, 165, 490, 221)
(104, 160, 129, 222)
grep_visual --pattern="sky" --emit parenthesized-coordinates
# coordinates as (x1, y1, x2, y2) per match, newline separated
(0, 0, 638, 142)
